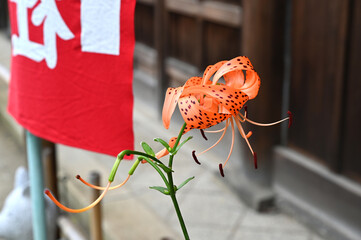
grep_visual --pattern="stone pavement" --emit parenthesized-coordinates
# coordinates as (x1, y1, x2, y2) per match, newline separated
(0, 32, 326, 240)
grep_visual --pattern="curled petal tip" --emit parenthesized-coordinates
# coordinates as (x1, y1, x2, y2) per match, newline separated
(287, 111, 293, 128)
(192, 150, 201, 165)
(219, 163, 225, 177)
(253, 152, 258, 169)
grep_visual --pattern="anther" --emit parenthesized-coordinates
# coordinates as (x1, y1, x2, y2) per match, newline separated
(76, 175, 80, 179)
(253, 152, 258, 169)
(287, 111, 293, 128)
(200, 129, 208, 140)
(192, 150, 201, 165)
(219, 163, 225, 177)
(246, 131, 252, 138)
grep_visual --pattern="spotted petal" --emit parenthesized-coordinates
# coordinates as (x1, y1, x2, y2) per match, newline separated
(202, 61, 227, 85)
(182, 85, 249, 116)
(162, 86, 184, 129)
(212, 56, 260, 99)
(178, 95, 231, 130)
(241, 70, 261, 99)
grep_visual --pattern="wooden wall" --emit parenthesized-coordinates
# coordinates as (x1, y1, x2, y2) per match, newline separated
(134, 0, 361, 184)
(134, 0, 242, 82)
(289, 0, 361, 182)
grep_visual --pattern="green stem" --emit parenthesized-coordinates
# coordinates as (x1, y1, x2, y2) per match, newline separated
(110, 150, 170, 188)
(168, 122, 189, 239)
(168, 172, 190, 240)
(169, 122, 187, 168)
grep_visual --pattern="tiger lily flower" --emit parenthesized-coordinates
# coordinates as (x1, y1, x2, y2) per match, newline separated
(161, 56, 292, 176)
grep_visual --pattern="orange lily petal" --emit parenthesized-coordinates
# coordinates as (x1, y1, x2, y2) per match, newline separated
(162, 86, 184, 129)
(178, 95, 231, 130)
(240, 71, 261, 99)
(184, 76, 203, 88)
(210, 56, 260, 99)
(212, 56, 254, 84)
(202, 60, 227, 85)
(182, 85, 249, 116)
(223, 70, 245, 89)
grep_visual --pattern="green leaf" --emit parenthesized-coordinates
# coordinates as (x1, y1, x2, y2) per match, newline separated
(154, 138, 171, 152)
(149, 186, 170, 195)
(141, 142, 155, 157)
(172, 136, 193, 155)
(156, 163, 173, 174)
(138, 156, 173, 174)
(177, 176, 195, 191)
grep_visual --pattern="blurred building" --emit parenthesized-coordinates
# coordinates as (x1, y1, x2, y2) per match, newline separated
(132, 1, 361, 240)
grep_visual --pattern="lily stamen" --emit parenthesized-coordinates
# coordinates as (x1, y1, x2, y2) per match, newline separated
(219, 163, 225, 177)
(192, 150, 201, 165)
(45, 182, 111, 213)
(234, 119, 257, 169)
(238, 112, 291, 127)
(204, 126, 227, 133)
(239, 106, 248, 123)
(199, 120, 230, 156)
(200, 129, 208, 140)
(76, 174, 131, 191)
(245, 131, 252, 139)
(223, 119, 235, 167)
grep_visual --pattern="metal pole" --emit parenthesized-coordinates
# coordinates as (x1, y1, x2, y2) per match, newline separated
(89, 171, 103, 240)
(26, 130, 47, 240)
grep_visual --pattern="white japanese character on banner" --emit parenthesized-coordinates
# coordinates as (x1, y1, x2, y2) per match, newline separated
(11, 0, 74, 69)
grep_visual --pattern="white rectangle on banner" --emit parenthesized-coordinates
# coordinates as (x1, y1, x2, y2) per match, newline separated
(81, 0, 121, 55)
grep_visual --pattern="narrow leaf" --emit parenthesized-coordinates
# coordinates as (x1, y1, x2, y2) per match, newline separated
(149, 186, 170, 195)
(154, 138, 171, 151)
(156, 163, 173, 173)
(177, 176, 195, 191)
(141, 142, 155, 157)
(172, 136, 193, 155)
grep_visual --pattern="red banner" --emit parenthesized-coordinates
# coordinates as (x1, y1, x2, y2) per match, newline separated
(7, 0, 135, 156)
